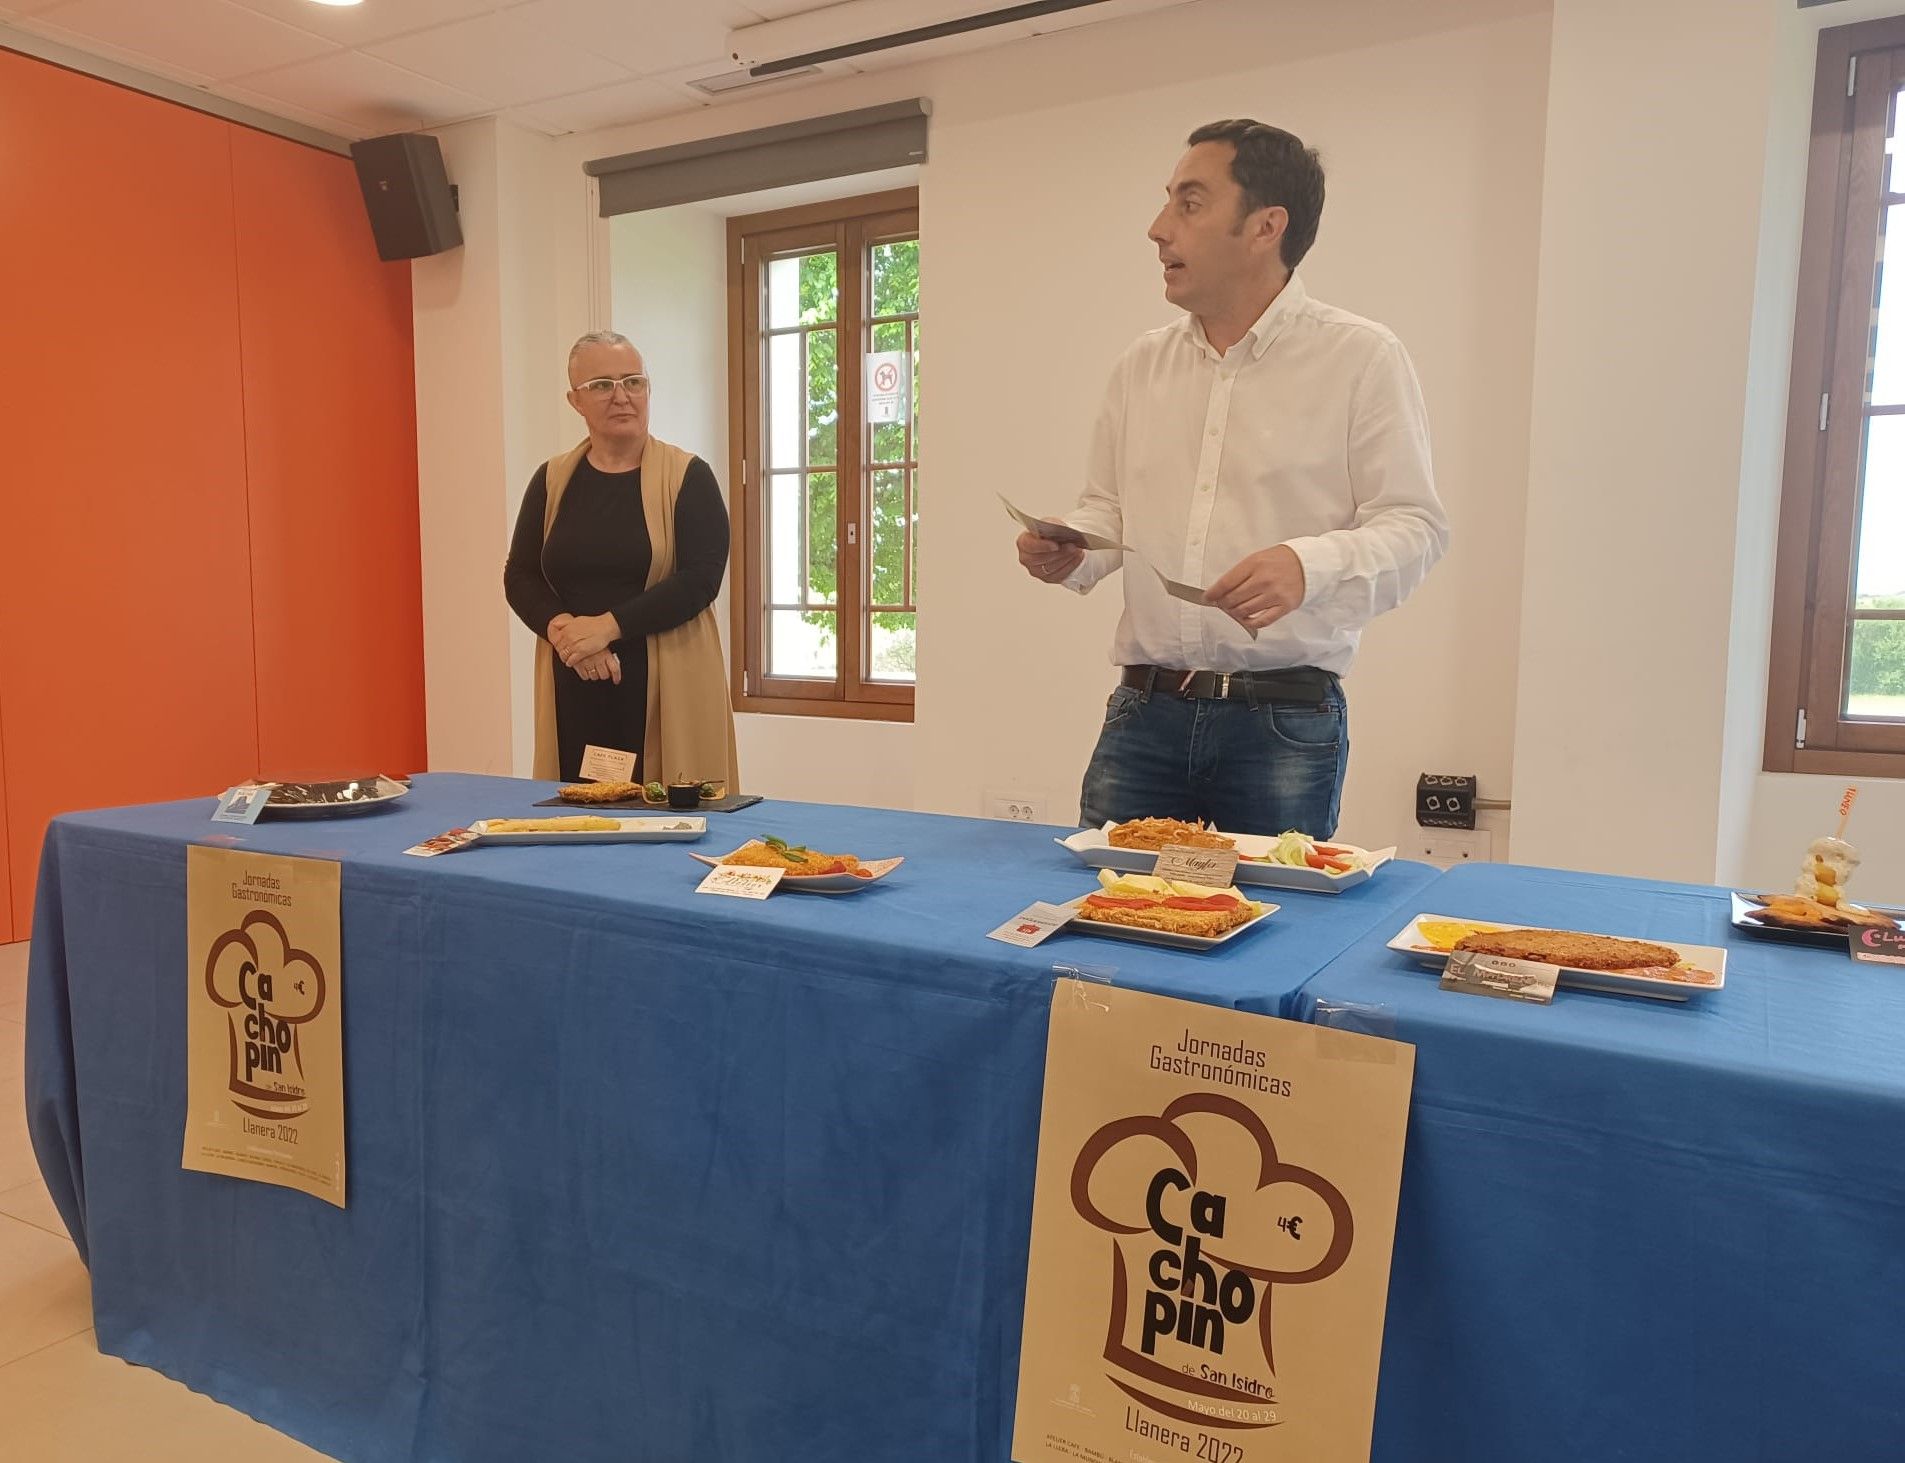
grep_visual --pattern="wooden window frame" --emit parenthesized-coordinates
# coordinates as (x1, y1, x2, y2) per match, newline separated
(727, 187, 919, 722)
(1766, 17, 1905, 775)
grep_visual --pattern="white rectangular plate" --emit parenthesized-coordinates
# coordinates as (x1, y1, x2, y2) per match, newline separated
(1386, 913, 1726, 1001)
(1054, 897, 1280, 952)
(471, 816, 708, 846)
(1056, 825, 1391, 895)
(689, 846, 903, 893)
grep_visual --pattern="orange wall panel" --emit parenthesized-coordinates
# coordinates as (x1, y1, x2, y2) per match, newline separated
(229, 126, 427, 779)
(0, 52, 262, 931)
(0, 706, 13, 947)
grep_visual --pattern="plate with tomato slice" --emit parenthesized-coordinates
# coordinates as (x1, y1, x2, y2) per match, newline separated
(1056, 824, 1392, 895)
(1056, 881, 1280, 952)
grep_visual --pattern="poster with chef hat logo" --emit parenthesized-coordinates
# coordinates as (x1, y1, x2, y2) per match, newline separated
(183, 845, 345, 1207)
(1013, 980, 1412, 1463)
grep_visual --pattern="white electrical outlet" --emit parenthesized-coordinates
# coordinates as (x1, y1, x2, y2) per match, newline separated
(985, 791, 1045, 824)
(1411, 828, 1493, 868)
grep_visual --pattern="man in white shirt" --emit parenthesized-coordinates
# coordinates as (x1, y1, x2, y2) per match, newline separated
(1018, 119, 1449, 837)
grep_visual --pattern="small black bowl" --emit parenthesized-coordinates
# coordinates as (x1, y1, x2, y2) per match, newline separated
(666, 782, 700, 809)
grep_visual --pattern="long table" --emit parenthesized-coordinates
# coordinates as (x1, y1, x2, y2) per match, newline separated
(1290, 862, 1905, 1462)
(24, 772, 1435, 1463)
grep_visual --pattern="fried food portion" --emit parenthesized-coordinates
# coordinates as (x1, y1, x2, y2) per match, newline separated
(1107, 817, 1235, 852)
(1075, 892, 1257, 938)
(1454, 928, 1682, 971)
(558, 781, 644, 804)
(484, 816, 620, 833)
(722, 841, 863, 877)
(1750, 893, 1898, 931)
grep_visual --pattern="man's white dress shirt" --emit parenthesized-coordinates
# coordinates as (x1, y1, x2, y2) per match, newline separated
(1063, 274, 1449, 676)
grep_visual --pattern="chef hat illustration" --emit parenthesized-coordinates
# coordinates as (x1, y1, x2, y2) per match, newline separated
(205, 911, 326, 1024)
(1068, 1092, 1352, 1421)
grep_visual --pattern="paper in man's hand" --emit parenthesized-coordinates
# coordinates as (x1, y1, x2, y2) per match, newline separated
(1148, 563, 1259, 639)
(1000, 495, 1128, 553)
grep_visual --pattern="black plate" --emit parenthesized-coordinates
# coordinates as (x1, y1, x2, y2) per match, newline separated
(1728, 891, 1905, 947)
(534, 793, 764, 814)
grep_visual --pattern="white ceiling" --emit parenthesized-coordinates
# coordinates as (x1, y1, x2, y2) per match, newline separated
(0, 0, 870, 140)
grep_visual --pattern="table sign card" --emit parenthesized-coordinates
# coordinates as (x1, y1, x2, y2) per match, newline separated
(404, 827, 481, 858)
(987, 901, 1076, 948)
(212, 785, 271, 825)
(183, 846, 346, 1208)
(578, 744, 637, 782)
(1155, 843, 1241, 888)
(1441, 950, 1559, 1004)
(696, 864, 784, 899)
(1014, 980, 1415, 1463)
(1850, 927, 1905, 966)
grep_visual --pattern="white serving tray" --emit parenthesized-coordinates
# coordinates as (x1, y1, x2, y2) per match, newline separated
(1053, 896, 1280, 952)
(1057, 824, 1392, 895)
(1387, 913, 1726, 1002)
(689, 846, 903, 894)
(470, 816, 707, 846)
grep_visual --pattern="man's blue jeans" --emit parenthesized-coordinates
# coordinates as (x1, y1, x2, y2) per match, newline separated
(1078, 677, 1349, 838)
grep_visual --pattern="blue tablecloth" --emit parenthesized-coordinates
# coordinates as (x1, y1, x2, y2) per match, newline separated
(1291, 862, 1905, 1463)
(24, 772, 1437, 1463)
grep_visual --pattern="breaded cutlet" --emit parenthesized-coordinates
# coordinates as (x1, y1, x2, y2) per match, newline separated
(1453, 928, 1681, 970)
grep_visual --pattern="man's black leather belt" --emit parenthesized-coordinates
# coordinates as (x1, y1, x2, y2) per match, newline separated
(1120, 665, 1334, 703)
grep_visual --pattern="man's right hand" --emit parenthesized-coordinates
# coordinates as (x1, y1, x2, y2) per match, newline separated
(1017, 531, 1086, 585)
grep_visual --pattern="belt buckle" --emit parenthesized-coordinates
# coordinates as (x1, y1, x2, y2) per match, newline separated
(1219, 673, 1232, 699)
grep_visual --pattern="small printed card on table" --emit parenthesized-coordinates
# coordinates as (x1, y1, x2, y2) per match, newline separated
(1154, 843, 1240, 887)
(696, 864, 784, 899)
(404, 828, 481, 858)
(987, 902, 1076, 948)
(1850, 927, 1905, 966)
(212, 785, 272, 825)
(578, 744, 638, 782)
(1441, 950, 1559, 1004)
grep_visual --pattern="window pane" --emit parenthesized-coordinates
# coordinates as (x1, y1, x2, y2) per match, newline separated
(872, 319, 908, 353)
(912, 320, 922, 454)
(767, 472, 803, 605)
(868, 611, 916, 683)
(768, 256, 801, 330)
(800, 250, 838, 325)
(872, 419, 907, 463)
(1870, 202, 1905, 406)
(870, 468, 908, 606)
(808, 472, 838, 606)
(911, 469, 920, 605)
(1846, 619, 1905, 720)
(1856, 414, 1905, 605)
(872, 239, 919, 317)
(1887, 85, 1902, 199)
(807, 330, 838, 466)
(768, 609, 837, 679)
(768, 332, 801, 468)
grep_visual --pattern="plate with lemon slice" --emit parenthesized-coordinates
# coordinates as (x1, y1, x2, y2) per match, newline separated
(1388, 914, 1726, 1000)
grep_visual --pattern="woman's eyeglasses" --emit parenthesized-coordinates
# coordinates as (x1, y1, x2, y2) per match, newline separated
(575, 375, 651, 396)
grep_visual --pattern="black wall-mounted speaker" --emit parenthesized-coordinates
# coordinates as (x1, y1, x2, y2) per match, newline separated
(348, 134, 462, 262)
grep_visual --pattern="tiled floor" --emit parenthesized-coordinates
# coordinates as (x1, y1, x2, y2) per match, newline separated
(0, 940, 335, 1460)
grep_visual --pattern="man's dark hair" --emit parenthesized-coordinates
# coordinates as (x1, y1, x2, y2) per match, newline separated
(1186, 119, 1326, 269)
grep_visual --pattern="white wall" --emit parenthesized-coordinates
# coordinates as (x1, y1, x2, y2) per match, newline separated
(573, 0, 1552, 849)
(413, 117, 515, 777)
(911, 2, 1548, 846)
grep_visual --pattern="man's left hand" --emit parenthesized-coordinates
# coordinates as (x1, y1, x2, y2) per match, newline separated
(552, 612, 620, 665)
(1208, 545, 1306, 632)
